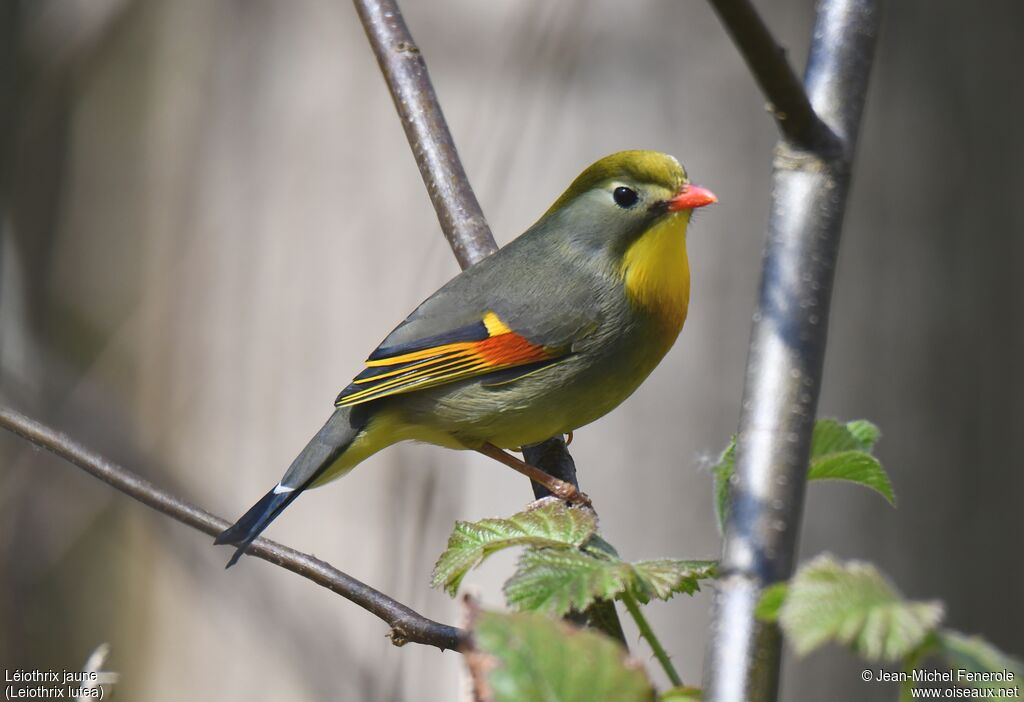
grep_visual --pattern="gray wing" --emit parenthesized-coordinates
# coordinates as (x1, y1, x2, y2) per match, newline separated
(379, 229, 605, 352)
(334, 230, 607, 407)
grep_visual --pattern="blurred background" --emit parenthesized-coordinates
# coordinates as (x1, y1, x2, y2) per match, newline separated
(1, 0, 1021, 700)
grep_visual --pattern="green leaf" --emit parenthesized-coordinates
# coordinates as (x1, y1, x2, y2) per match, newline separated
(660, 686, 702, 701)
(809, 451, 896, 505)
(432, 500, 598, 596)
(629, 559, 718, 604)
(504, 549, 631, 617)
(505, 549, 715, 616)
(710, 438, 736, 534)
(711, 419, 890, 534)
(469, 609, 656, 702)
(755, 583, 789, 622)
(809, 419, 894, 505)
(937, 630, 1024, 690)
(810, 418, 879, 456)
(778, 555, 944, 661)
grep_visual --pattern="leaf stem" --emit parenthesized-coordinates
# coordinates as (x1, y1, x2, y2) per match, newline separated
(621, 592, 683, 688)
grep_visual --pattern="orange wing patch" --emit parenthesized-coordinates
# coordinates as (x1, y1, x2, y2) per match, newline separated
(335, 312, 558, 407)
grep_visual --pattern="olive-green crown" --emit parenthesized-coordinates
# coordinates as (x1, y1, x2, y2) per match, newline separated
(545, 150, 688, 216)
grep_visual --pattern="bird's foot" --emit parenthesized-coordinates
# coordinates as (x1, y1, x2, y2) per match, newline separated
(549, 478, 590, 507)
(476, 442, 590, 507)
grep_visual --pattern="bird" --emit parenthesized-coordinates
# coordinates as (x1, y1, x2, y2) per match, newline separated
(216, 150, 716, 567)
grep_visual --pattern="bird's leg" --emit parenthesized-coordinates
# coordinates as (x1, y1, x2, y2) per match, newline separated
(476, 443, 591, 507)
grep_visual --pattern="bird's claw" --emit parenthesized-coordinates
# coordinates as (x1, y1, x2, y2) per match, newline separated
(551, 480, 591, 507)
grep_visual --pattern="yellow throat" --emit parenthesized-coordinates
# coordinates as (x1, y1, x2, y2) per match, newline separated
(620, 211, 691, 338)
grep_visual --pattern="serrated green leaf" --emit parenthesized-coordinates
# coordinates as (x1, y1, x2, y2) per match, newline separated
(712, 419, 889, 534)
(938, 630, 1024, 690)
(504, 548, 631, 617)
(432, 500, 597, 596)
(710, 438, 736, 534)
(630, 560, 718, 603)
(505, 550, 716, 616)
(755, 583, 789, 622)
(660, 686, 702, 701)
(809, 451, 896, 505)
(809, 418, 893, 505)
(778, 555, 944, 661)
(470, 609, 656, 702)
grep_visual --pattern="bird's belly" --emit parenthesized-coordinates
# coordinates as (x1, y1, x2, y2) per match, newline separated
(388, 335, 670, 450)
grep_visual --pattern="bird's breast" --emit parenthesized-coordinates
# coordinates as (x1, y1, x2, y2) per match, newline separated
(619, 211, 691, 343)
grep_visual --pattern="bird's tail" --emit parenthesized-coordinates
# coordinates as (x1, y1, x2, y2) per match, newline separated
(215, 406, 368, 568)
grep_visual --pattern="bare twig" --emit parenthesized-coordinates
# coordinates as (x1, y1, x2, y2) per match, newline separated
(706, 0, 841, 154)
(352, 0, 497, 267)
(703, 0, 881, 700)
(0, 406, 463, 651)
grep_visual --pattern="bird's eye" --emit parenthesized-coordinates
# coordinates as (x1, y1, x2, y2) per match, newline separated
(613, 186, 639, 209)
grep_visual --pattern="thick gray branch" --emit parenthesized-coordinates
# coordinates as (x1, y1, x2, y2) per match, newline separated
(704, 0, 881, 700)
(0, 407, 463, 651)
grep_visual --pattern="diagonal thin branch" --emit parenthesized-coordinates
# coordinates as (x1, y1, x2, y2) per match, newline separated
(706, 0, 841, 154)
(0, 406, 463, 651)
(352, 0, 497, 267)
